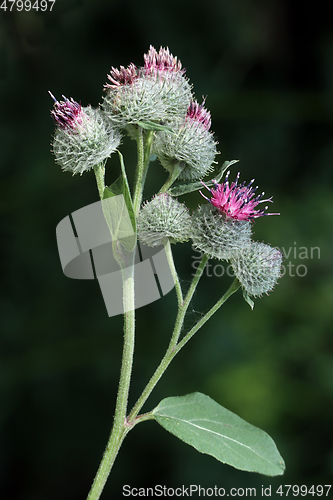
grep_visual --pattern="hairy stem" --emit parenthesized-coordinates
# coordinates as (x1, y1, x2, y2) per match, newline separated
(127, 254, 209, 423)
(169, 253, 209, 348)
(94, 162, 106, 199)
(133, 127, 145, 216)
(175, 277, 241, 353)
(86, 259, 136, 500)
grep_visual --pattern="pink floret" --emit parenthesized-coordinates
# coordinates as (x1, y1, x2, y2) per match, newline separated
(200, 171, 279, 221)
(186, 99, 211, 130)
(144, 45, 183, 74)
(49, 92, 84, 131)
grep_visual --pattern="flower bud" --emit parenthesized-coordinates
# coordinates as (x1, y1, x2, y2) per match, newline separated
(143, 45, 192, 120)
(50, 93, 121, 175)
(231, 242, 282, 297)
(191, 204, 252, 260)
(153, 99, 218, 181)
(103, 46, 192, 129)
(137, 193, 192, 247)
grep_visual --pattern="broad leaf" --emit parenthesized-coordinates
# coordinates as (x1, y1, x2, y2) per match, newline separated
(169, 160, 239, 196)
(152, 392, 285, 476)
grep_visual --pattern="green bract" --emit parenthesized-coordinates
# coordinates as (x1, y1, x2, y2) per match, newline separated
(191, 204, 252, 260)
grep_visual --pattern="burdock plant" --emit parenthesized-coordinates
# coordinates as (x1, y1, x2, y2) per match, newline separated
(49, 46, 285, 500)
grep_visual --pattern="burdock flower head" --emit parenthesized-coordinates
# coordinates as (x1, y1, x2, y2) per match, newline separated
(200, 170, 279, 220)
(137, 193, 192, 247)
(103, 45, 192, 129)
(231, 242, 283, 297)
(192, 170, 279, 261)
(153, 98, 217, 181)
(50, 92, 121, 175)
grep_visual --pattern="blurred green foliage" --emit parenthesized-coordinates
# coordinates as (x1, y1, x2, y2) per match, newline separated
(1, 0, 333, 498)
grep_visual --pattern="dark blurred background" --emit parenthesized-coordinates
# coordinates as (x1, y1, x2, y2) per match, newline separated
(1, 0, 333, 498)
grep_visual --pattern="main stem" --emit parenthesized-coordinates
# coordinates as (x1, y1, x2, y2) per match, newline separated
(113, 262, 136, 431)
(88, 167, 137, 500)
(86, 262, 135, 500)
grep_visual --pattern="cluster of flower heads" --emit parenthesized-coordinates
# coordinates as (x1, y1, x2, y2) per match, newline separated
(49, 45, 282, 298)
(193, 173, 282, 297)
(50, 45, 217, 181)
(138, 169, 282, 298)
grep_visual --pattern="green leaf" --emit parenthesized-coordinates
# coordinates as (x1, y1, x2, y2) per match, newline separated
(102, 151, 136, 253)
(169, 160, 239, 196)
(137, 120, 175, 134)
(152, 392, 285, 476)
(243, 289, 255, 310)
